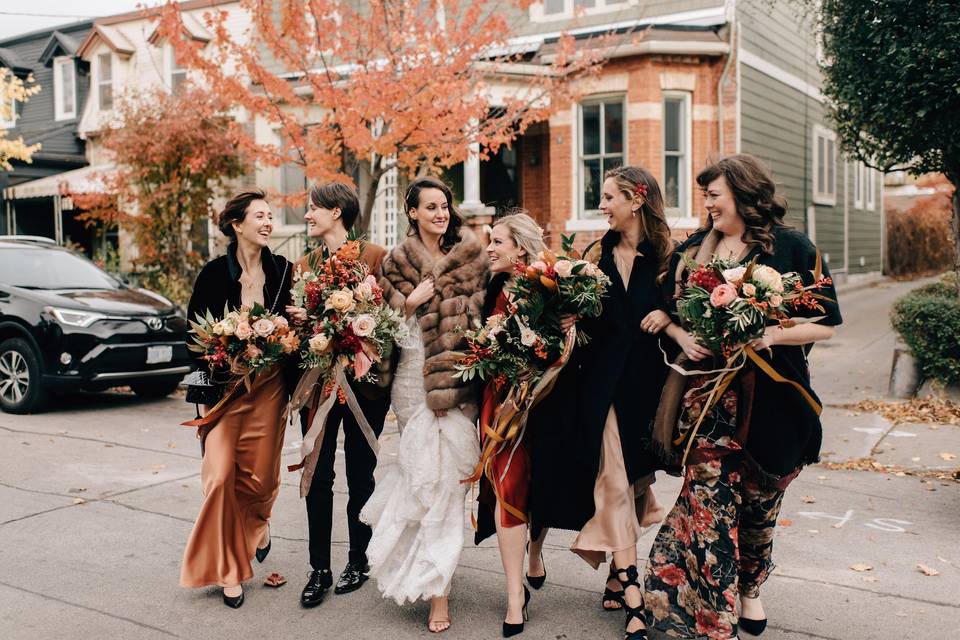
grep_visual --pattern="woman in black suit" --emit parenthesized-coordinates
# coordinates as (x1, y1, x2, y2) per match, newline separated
(528, 166, 673, 640)
(180, 189, 293, 608)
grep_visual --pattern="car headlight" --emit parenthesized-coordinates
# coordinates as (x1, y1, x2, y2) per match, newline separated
(45, 306, 106, 328)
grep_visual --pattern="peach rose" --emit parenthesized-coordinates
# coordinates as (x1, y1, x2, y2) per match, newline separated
(272, 315, 289, 330)
(769, 293, 784, 307)
(308, 334, 330, 354)
(709, 284, 739, 308)
(252, 318, 275, 337)
(326, 289, 356, 313)
(741, 283, 757, 297)
(351, 314, 376, 337)
(234, 321, 253, 340)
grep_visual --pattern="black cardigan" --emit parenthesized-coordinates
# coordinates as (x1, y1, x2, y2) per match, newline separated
(186, 243, 294, 369)
(666, 227, 843, 480)
(528, 231, 669, 532)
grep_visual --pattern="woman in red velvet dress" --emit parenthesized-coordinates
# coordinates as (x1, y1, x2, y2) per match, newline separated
(476, 211, 563, 637)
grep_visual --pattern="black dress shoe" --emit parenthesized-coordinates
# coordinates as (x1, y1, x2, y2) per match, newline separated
(739, 617, 768, 636)
(255, 538, 271, 563)
(300, 569, 333, 608)
(334, 560, 370, 594)
(222, 588, 244, 609)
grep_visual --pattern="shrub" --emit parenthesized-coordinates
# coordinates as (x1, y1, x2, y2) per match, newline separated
(891, 275, 960, 384)
(885, 175, 954, 277)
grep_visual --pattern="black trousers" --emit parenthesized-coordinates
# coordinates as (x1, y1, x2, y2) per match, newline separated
(301, 392, 391, 571)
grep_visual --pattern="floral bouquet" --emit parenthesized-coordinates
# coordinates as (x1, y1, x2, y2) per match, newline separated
(457, 233, 611, 487)
(670, 254, 833, 463)
(286, 240, 407, 497)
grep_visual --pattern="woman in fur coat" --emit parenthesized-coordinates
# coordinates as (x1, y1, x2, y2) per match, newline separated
(360, 176, 488, 634)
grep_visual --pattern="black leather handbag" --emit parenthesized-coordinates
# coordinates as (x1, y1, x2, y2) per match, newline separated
(183, 369, 224, 407)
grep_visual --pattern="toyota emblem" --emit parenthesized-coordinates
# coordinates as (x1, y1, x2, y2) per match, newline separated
(146, 317, 164, 331)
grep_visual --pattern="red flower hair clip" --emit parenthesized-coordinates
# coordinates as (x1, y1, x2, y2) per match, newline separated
(634, 183, 648, 198)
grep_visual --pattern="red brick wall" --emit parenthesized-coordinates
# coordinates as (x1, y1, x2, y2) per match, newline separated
(519, 125, 551, 231)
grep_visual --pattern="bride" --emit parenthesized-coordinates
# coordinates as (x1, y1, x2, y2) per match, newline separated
(360, 176, 488, 633)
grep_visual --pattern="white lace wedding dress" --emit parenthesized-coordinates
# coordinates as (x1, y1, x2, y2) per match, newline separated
(360, 317, 480, 605)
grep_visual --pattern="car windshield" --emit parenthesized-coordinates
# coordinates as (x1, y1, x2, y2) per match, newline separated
(0, 247, 120, 290)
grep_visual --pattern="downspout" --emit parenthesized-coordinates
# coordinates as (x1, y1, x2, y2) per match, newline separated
(717, 0, 737, 155)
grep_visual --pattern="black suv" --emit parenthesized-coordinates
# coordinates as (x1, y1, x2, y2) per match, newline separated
(0, 237, 192, 413)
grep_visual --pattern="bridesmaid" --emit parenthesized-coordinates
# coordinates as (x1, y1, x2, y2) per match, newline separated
(360, 176, 488, 633)
(644, 154, 841, 639)
(528, 166, 673, 640)
(477, 211, 552, 637)
(181, 189, 293, 608)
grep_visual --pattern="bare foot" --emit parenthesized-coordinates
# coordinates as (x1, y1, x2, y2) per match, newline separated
(603, 571, 623, 611)
(428, 595, 451, 633)
(740, 593, 766, 620)
(223, 584, 242, 598)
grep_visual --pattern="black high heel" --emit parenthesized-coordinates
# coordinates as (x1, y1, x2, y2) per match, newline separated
(222, 587, 244, 608)
(603, 563, 624, 611)
(739, 617, 768, 636)
(255, 527, 271, 563)
(525, 541, 546, 590)
(502, 586, 530, 638)
(615, 565, 647, 640)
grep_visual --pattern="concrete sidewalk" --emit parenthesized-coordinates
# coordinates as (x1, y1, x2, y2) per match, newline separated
(1, 276, 958, 640)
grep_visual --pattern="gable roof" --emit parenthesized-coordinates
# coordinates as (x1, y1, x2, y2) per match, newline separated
(0, 46, 31, 74)
(37, 31, 82, 67)
(76, 24, 136, 59)
(147, 12, 212, 46)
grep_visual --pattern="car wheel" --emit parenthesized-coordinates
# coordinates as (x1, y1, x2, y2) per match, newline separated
(0, 337, 48, 414)
(130, 377, 182, 399)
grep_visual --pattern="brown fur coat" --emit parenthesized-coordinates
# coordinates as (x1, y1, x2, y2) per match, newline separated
(380, 229, 489, 412)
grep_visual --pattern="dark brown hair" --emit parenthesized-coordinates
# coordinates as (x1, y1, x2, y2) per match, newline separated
(604, 165, 674, 280)
(404, 176, 464, 252)
(218, 189, 268, 241)
(310, 182, 360, 230)
(695, 154, 789, 254)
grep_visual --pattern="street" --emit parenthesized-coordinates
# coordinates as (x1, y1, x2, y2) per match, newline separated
(1, 277, 958, 640)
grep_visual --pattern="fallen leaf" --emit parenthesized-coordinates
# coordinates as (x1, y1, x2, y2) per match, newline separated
(817, 475, 827, 480)
(849, 563, 873, 572)
(938, 452, 956, 461)
(911, 457, 921, 462)
(917, 564, 940, 576)
(778, 519, 792, 527)
(895, 472, 906, 477)
(167, 442, 177, 449)
(104, 444, 114, 448)
(801, 496, 816, 503)
(72, 498, 85, 505)
(808, 529, 819, 534)
(151, 464, 167, 470)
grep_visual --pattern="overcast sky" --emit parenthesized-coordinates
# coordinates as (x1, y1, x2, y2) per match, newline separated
(0, 1, 162, 41)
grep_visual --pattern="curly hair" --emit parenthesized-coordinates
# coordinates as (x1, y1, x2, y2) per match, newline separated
(695, 154, 790, 254)
(604, 165, 674, 280)
(403, 176, 464, 252)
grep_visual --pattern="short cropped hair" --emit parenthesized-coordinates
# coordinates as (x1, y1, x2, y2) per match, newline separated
(309, 182, 360, 231)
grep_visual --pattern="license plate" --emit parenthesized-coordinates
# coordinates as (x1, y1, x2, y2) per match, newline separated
(146, 345, 173, 364)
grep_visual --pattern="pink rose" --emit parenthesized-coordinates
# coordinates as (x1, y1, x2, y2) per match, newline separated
(234, 321, 253, 340)
(351, 314, 376, 337)
(709, 284, 738, 308)
(530, 260, 548, 272)
(272, 315, 289, 330)
(252, 317, 275, 337)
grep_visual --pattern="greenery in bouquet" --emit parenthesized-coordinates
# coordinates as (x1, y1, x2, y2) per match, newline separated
(188, 303, 300, 385)
(290, 240, 406, 385)
(676, 255, 830, 358)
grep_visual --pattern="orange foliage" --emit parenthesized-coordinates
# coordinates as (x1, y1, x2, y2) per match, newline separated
(886, 174, 955, 276)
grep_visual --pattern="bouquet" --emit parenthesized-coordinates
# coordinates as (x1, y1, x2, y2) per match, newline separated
(670, 254, 833, 463)
(457, 234, 611, 487)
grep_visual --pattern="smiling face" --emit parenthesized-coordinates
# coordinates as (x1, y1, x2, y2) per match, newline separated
(409, 187, 450, 242)
(598, 177, 641, 233)
(232, 199, 273, 248)
(703, 175, 744, 236)
(304, 200, 339, 238)
(486, 224, 525, 274)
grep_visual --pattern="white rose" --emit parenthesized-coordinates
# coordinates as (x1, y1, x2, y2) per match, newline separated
(308, 334, 330, 353)
(211, 322, 225, 336)
(583, 262, 601, 277)
(252, 318, 275, 337)
(722, 266, 747, 284)
(351, 314, 376, 337)
(220, 317, 237, 336)
(752, 265, 784, 292)
(486, 313, 506, 336)
(554, 260, 574, 278)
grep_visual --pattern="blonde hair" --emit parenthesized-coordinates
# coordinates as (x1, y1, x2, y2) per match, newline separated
(493, 211, 546, 262)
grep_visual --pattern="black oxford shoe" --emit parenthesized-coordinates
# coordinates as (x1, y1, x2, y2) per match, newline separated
(300, 569, 333, 608)
(334, 560, 370, 595)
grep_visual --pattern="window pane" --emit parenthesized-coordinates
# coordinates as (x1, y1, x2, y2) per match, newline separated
(100, 84, 113, 110)
(575, 0, 596, 7)
(827, 140, 835, 195)
(61, 62, 75, 114)
(582, 104, 600, 156)
(172, 71, 187, 93)
(664, 156, 680, 209)
(604, 101, 623, 154)
(817, 137, 825, 192)
(583, 158, 601, 211)
(602, 155, 623, 177)
(664, 98, 682, 152)
(98, 53, 112, 82)
(544, 0, 565, 14)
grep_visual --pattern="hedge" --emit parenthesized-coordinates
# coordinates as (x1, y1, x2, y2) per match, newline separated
(891, 275, 960, 385)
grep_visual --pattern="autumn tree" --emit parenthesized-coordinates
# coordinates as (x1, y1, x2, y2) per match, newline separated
(156, 0, 608, 231)
(0, 68, 40, 170)
(814, 0, 960, 290)
(74, 86, 245, 304)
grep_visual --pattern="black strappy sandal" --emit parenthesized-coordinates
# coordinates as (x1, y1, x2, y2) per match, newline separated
(602, 563, 624, 611)
(615, 565, 648, 640)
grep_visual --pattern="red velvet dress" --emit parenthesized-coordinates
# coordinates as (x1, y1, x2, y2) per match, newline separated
(478, 291, 530, 529)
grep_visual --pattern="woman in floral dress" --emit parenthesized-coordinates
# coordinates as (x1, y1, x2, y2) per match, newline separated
(645, 155, 841, 639)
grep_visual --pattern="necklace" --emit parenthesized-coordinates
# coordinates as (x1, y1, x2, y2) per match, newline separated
(719, 236, 745, 260)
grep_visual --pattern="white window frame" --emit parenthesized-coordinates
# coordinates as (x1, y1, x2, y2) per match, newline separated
(96, 52, 114, 112)
(53, 56, 77, 121)
(866, 166, 876, 211)
(165, 44, 188, 93)
(0, 91, 15, 129)
(662, 91, 693, 217)
(852, 160, 864, 209)
(530, 0, 637, 22)
(577, 94, 626, 219)
(812, 125, 836, 206)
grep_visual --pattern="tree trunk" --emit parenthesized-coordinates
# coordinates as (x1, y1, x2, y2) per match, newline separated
(358, 159, 387, 236)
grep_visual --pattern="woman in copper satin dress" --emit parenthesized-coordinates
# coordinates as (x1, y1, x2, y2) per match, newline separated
(180, 190, 293, 608)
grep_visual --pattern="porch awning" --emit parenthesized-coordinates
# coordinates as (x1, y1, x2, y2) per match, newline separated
(3, 164, 112, 200)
